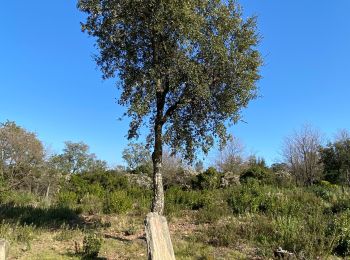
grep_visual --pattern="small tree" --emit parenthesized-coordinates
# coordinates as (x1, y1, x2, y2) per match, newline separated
(216, 137, 245, 174)
(0, 121, 44, 190)
(122, 142, 152, 171)
(282, 125, 323, 186)
(54, 141, 107, 174)
(79, 0, 262, 214)
(320, 131, 350, 185)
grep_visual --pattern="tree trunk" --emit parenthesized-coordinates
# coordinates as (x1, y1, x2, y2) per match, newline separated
(151, 122, 164, 215)
(45, 182, 51, 202)
(151, 77, 166, 215)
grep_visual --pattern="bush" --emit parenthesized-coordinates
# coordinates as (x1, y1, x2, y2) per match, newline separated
(196, 202, 230, 224)
(132, 163, 153, 176)
(62, 171, 130, 200)
(57, 191, 77, 208)
(331, 197, 350, 214)
(226, 180, 267, 215)
(311, 181, 338, 201)
(166, 187, 217, 210)
(127, 186, 152, 214)
(103, 191, 133, 214)
(54, 224, 76, 241)
(193, 167, 221, 190)
(83, 233, 102, 258)
(0, 220, 37, 246)
(206, 221, 239, 247)
(80, 194, 103, 214)
(239, 166, 271, 184)
(331, 210, 350, 257)
(2, 191, 39, 206)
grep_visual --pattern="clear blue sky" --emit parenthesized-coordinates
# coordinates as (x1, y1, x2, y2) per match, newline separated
(1, 1, 349, 167)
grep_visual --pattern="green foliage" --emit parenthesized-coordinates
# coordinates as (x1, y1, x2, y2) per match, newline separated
(80, 194, 104, 214)
(331, 197, 350, 214)
(0, 220, 37, 245)
(57, 170, 152, 215)
(132, 163, 153, 176)
(196, 201, 230, 224)
(54, 224, 77, 241)
(193, 167, 221, 190)
(1, 191, 39, 206)
(70, 171, 129, 193)
(206, 221, 239, 247)
(83, 233, 102, 258)
(78, 0, 262, 162)
(166, 187, 208, 212)
(320, 138, 350, 185)
(0, 121, 44, 190)
(239, 165, 271, 184)
(310, 181, 338, 201)
(103, 191, 133, 214)
(57, 191, 78, 208)
(122, 142, 151, 171)
(126, 186, 152, 213)
(226, 180, 325, 217)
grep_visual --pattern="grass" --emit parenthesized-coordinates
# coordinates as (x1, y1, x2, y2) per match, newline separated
(2, 177, 350, 259)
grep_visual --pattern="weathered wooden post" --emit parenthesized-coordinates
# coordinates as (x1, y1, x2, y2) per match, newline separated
(0, 239, 8, 260)
(145, 213, 175, 260)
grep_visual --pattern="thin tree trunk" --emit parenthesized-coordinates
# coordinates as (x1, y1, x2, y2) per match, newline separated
(151, 121, 165, 215)
(151, 77, 166, 215)
(45, 182, 51, 202)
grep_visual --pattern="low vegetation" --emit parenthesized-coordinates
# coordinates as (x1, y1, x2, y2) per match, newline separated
(1, 121, 350, 259)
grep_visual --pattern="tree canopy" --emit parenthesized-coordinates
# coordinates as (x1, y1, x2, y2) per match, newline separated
(78, 0, 261, 161)
(79, 0, 262, 214)
(0, 121, 44, 188)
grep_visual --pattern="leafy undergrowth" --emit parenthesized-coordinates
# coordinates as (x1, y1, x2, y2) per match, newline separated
(2, 177, 350, 259)
(3, 213, 249, 260)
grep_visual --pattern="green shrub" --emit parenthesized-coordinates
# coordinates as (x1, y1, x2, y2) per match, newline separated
(331, 210, 350, 257)
(4, 192, 38, 206)
(331, 197, 350, 213)
(206, 221, 239, 247)
(83, 233, 102, 258)
(57, 191, 78, 208)
(166, 187, 201, 210)
(239, 166, 271, 184)
(127, 186, 152, 215)
(54, 224, 76, 241)
(132, 163, 153, 176)
(226, 180, 266, 215)
(0, 221, 37, 246)
(103, 191, 133, 214)
(311, 181, 338, 201)
(196, 202, 230, 224)
(62, 171, 130, 199)
(193, 167, 221, 190)
(80, 194, 103, 214)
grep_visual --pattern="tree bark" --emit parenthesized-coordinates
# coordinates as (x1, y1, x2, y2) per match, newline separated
(45, 182, 51, 202)
(151, 78, 165, 215)
(152, 115, 165, 215)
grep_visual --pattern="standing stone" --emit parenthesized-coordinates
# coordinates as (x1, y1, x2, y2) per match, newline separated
(0, 240, 8, 260)
(145, 213, 175, 260)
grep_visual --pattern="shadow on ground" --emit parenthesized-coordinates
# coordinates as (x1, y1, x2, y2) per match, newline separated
(64, 252, 107, 260)
(0, 203, 83, 228)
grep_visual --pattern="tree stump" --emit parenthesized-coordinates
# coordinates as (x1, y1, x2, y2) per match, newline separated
(0, 240, 8, 260)
(145, 213, 175, 260)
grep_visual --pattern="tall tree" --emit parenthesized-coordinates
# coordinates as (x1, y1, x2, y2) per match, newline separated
(78, 0, 262, 214)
